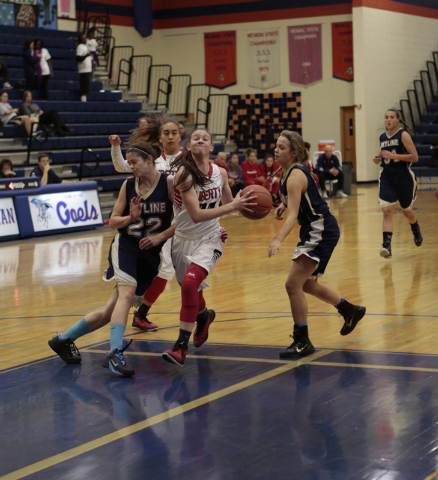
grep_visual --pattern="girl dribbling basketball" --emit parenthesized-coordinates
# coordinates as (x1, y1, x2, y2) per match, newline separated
(269, 130, 366, 359)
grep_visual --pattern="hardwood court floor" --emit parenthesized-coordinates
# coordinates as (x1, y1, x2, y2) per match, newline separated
(1, 184, 438, 480)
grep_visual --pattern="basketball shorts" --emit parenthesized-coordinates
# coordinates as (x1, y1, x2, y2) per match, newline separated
(171, 226, 228, 290)
(103, 233, 161, 303)
(378, 168, 417, 210)
(157, 237, 175, 281)
(292, 215, 340, 279)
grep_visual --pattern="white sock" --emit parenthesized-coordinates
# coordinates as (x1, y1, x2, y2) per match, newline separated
(81, 95, 87, 102)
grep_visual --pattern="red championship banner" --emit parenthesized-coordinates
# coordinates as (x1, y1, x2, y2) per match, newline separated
(332, 22, 353, 82)
(204, 31, 237, 89)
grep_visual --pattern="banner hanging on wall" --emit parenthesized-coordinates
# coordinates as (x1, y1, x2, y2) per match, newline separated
(332, 22, 354, 82)
(288, 24, 322, 86)
(57, 0, 75, 19)
(204, 31, 236, 89)
(247, 28, 280, 90)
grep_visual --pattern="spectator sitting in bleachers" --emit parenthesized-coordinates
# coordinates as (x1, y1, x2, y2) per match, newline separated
(178, 120, 190, 150)
(0, 91, 38, 136)
(240, 148, 260, 185)
(227, 152, 247, 197)
(20, 90, 71, 136)
(76, 34, 93, 102)
(258, 154, 281, 205)
(33, 38, 53, 100)
(0, 57, 12, 90)
(30, 153, 65, 185)
(23, 40, 38, 90)
(0, 158, 16, 178)
(214, 152, 233, 189)
(316, 145, 348, 198)
(130, 117, 148, 139)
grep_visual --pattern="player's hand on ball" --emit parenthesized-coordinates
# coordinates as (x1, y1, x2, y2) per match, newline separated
(275, 203, 285, 220)
(109, 135, 122, 146)
(231, 190, 257, 212)
(129, 195, 142, 220)
(269, 239, 281, 257)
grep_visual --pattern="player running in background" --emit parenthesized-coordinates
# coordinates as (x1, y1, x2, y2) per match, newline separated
(109, 116, 183, 332)
(49, 142, 174, 376)
(162, 129, 256, 366)
(373, 108, 422, 258)
(269, 130, 366, 359)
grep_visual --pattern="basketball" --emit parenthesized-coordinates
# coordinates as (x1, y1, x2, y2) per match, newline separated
(240, 185, 273, 220)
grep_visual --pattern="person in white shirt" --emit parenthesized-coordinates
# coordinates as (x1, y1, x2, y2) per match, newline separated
(86, 29, 99, 66)
(0, 91, 38, 135)
(33, 38, 53, 100)
(76, 34, 93, 102)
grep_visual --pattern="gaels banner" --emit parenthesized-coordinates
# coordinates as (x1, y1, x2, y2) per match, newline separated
(288, 24, 322, 86)
(204, 31, 236, 89)
(332, 22, 354, 82)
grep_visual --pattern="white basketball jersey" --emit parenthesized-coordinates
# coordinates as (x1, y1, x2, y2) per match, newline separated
(155, 151, 183, 174)
(174, 163, 223, 238)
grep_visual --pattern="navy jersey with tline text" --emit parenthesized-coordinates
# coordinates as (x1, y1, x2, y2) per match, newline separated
(279, 164, 332, 226)
(118, 173, 173, 250)
(379, 128, 410, 173)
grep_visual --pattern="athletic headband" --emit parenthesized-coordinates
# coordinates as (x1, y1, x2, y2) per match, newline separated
(127, 147, 152, 156)
(388, 108, 401, 117)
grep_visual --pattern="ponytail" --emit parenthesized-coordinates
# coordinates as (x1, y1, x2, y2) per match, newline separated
(173, 151, 211, 192)
(126, 114, 181, 148)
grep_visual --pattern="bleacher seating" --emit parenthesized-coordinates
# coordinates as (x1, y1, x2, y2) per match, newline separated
(0, 25, 146, 215)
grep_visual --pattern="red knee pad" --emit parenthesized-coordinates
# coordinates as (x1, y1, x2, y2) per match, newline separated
(144, 276, 167, 305)
(180, 264, 208, 323)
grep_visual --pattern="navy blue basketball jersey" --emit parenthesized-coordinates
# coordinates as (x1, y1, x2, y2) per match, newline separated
(119, 173, 173, 247)
(279, 164, 331, 226)
(379, 129, 410, 173)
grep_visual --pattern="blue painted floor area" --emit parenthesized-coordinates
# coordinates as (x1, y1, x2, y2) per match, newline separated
(2, 343, 438, 480)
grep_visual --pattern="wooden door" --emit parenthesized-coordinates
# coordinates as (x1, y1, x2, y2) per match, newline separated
(341, 106, 356, 176)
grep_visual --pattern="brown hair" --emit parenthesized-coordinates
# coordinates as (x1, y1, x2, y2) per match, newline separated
(126, 141, 161, 161)
(246, 148, 256, 158)
(173, 129, 213, 192)
(128, 114, 181, 148)
(38, 153, 50, 162)
(279, 130, 308, 164)
(0, 158, 13, 171)
(387, 108, 413, 134)
(22, 90, 32, 103)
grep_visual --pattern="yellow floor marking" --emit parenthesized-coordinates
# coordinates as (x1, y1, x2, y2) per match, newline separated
(0, 350, 333, 480)
(423, 472, 438, 480)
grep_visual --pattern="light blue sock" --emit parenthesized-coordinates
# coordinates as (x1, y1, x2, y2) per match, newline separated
(334, 296, 344, 308)
(296, 323, 308, 327)
(62, 317, 93, 341)
(110, 324, 126, 351)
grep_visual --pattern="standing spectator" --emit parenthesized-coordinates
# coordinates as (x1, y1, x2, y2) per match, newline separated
(227, 153, 247, 197)
(23, 40, 38, 91)
(304, 141, 319, 186)
(0, 57, 12, 89)
(241, 148, 260, 185)
(86, 28, 99, 67)
(258, 154, 281, 204)
(0, 158, 16, 178)
(76, 34, 92, 102)
(316, 146, 348, 198)
(30, 153, 63, 185)
(214, 152, 233, 188)
(33, 38, 53, 100)
(0, 91, 38, 136)
(21, 90, 71, 136)
(178, 120, 191, 150)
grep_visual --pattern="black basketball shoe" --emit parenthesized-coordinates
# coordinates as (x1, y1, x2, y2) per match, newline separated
(379, 243, 392, 258)
(412, 228, 423, 247)
(48, 334, 82, 364)
(279, 331, 315, 359)
(338, 302, 366, 336)
(103, 340, 135, 377)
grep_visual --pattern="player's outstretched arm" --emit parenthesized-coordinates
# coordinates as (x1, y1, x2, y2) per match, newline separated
(269, 169, 306, 257)
(109, 135, 131, 173)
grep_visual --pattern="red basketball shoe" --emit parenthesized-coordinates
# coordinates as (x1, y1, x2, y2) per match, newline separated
(162, 342, 188, 366)
(193, 309, 216, 347)
(132, 312, 158, 332)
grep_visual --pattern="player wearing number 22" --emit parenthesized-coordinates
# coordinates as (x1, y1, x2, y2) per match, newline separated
(161, 129, 256, 366)
(269, 131, 366, 359)
(373, 108, 423, 259)
(48, 142, 175, 376)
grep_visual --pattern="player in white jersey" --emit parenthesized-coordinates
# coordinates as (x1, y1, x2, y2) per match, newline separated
(162, 128, 256, 366)
(108, 116, 183, 331)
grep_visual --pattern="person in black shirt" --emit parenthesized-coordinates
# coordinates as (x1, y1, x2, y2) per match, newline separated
(316, 146, 348, 198)
(30, 153, 63, 185)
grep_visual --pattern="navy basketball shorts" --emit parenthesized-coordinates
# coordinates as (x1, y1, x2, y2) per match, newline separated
(103, 233, 161, 298)
(378, 168, 417, 210)
(292, 215, 340, 279)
